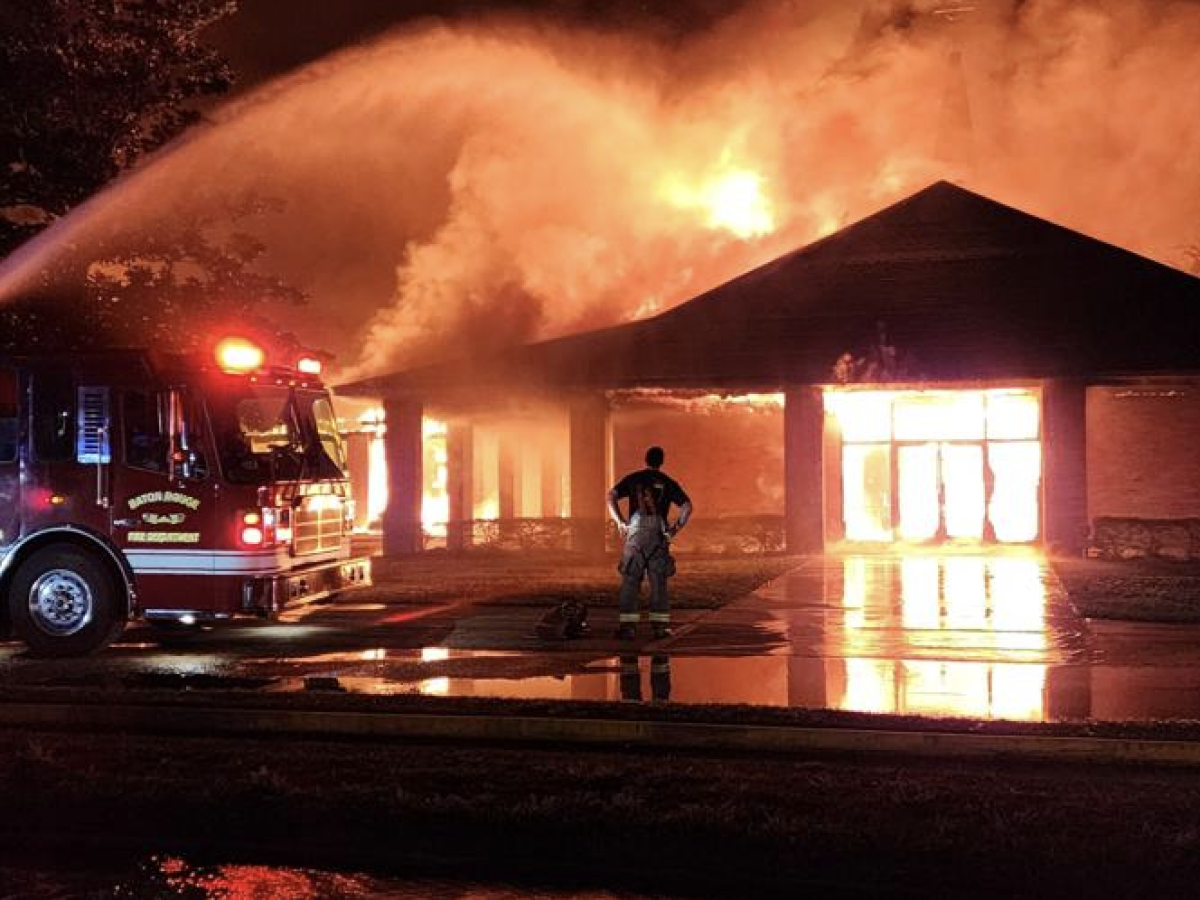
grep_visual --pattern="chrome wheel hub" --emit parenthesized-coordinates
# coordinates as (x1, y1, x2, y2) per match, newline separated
(28, 569, 93, 636)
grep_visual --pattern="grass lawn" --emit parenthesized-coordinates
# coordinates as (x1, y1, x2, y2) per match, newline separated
(4, 720, 1200, 896)
(363, 551, 801, 609)
(1053, 557, 1200, 622)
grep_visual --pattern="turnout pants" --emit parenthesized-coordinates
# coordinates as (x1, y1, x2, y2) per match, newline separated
(617, 514, 676, 630)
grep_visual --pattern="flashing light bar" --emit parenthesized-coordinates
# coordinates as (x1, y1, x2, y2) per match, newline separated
(296, 356, 322, 375)
(216, 337, 266, 374)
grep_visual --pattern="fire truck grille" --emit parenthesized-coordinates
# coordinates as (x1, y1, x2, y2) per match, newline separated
(293, 501, 344, 555)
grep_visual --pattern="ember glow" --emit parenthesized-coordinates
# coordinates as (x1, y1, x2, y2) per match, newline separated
(358, 411, 567, 537)
(611, 389, 784, 413)
(826, 388, 1041, 544)
(357, 408, 388, 527)
(422, 417, 449, 536)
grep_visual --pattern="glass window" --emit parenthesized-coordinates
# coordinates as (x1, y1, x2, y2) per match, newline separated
(236, 389, 298, 454)
(206, 388, 345, 487)
(896, 443, 940, 541)
(842, 443, 893, 541)
(32, 373, 73, 462)
(211, 386, 344, 484)
(210, 386, 298, 484)
(123, 390, 167, 472)
(988, 441, 1041, 542)
(985, 391, 1040, 440)
(313, 397, 347, 474)
(826, 391, 893, 442)
(893, 391, 984, 441)
(169, 389, 209, 480)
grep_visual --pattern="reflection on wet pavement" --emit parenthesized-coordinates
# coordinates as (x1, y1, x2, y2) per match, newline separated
(341, 553, 1082, 719)
(814, 553, 1065, 720)
(12, 551, 1200, 722)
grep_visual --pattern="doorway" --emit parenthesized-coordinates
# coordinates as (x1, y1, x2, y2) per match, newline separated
(826, 388, 1041, 545)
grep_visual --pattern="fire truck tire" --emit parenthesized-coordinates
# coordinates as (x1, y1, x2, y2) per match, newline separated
(8, 545, 126, 657)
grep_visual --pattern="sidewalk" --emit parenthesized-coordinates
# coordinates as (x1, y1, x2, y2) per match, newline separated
(415, 552, 1086, 716)
(391, 551, 1200, 722)
(9, 550, 1200, 722)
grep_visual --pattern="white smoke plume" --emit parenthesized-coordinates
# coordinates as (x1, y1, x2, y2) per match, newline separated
(2, 1, 1198, 378)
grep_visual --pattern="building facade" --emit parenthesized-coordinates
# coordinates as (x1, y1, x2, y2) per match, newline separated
(339, 182, 1200, 559)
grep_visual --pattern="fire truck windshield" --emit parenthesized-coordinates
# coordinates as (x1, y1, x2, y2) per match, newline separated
(211, 384, 347, 484)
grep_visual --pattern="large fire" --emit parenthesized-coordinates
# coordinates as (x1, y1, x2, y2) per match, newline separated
(5, 2, 1195, 380)
(826, 388, 1041, 544)
(356, 411, 457, 534)
(358, 413, 547, 537)
(610, 388, 784, 413)
(354, 390, 1040, 550)
(662, 164, 776, 239)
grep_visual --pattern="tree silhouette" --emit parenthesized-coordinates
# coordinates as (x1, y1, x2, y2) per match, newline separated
(0, 2, 308, 354)
(0, 0, 236, 256)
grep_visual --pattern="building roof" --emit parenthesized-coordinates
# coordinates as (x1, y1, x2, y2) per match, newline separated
(340, 181, 1200, 400)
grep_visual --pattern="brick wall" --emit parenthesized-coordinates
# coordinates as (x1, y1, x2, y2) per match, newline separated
(1086, 382, 1200, 559)
(1087, 383, 1200, 520)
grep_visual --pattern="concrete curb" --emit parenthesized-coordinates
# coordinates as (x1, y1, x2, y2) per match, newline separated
(3, 700, 1200, 765)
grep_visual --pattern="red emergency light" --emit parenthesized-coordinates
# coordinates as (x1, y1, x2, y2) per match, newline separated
(239, 509, 264, 546)
(215, 337, 266, 374)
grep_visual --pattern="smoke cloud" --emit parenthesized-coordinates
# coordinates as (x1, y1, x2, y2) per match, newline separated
(2, 0, 1198, 378)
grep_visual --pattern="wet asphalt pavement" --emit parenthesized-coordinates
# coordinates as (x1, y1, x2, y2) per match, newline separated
(4, 551, 1200, 722)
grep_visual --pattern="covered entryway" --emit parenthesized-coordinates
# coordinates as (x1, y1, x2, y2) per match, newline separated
(339, 181, 1200, 557)
(825, 388, 1041, 546)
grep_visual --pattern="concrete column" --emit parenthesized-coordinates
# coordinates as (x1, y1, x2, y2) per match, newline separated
(446, 421, 474, 551)
(822, 410, 844, 543)
(569, 394, 610, 554)
(520, 447, 541, 517)
(498, 436, 518, 520)
(784, 385, 825, 554)
(540, 446, 563, 519)
(1042, 378, 1088, 554)
(382, 399, 423, 555)
(473, 430, 499, 520)
(344, 431, 372, 530)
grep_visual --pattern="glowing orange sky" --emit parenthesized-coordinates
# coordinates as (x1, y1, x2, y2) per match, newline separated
(2, 1, 1197, 376)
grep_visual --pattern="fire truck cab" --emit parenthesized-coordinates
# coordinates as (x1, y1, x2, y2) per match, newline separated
(0, 337, 371, 657)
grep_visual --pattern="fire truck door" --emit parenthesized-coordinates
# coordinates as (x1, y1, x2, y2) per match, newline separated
(110, 389, 217, 613)
(0, 366, 17, 548)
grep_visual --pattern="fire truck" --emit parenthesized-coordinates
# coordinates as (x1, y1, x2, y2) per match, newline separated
(0, 336, 371, 657)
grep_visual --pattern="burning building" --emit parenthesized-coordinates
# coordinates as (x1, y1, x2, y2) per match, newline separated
(338, 181, 1200, 558)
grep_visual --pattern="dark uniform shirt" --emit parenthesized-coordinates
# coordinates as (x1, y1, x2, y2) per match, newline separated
(612, 468, 690, 521)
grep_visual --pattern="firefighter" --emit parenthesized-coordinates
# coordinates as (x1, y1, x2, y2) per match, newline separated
(606, 445, 692, 640)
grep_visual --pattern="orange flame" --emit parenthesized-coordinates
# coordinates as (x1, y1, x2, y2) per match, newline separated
(826, 388, 1041, 544)
(662, 164, 776, 239)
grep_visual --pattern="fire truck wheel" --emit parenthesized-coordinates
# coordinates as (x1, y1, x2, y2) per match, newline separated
(8, 545, 126, 657)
